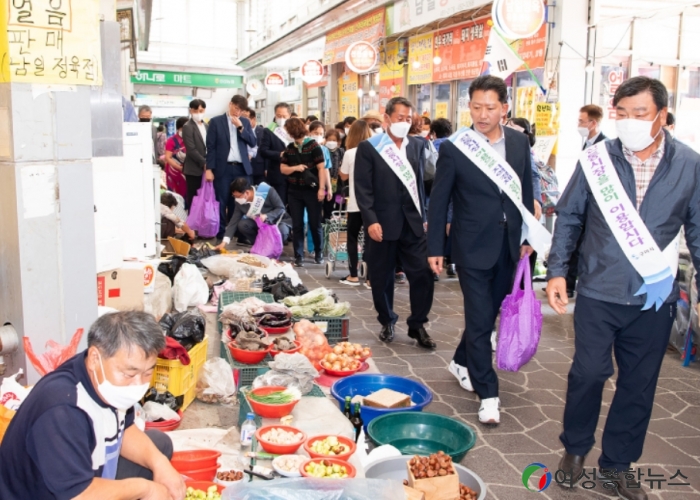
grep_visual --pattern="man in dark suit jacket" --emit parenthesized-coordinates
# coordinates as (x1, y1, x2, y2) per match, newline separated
(182, 99, 208, 209)
(205, 95, 257, 240)
(247, 109, 266, 185)
(427, 76, 534, 426)
(259, 102, 292, 205)
(567, 104, 608, 296)
(355, 96, 436, 350)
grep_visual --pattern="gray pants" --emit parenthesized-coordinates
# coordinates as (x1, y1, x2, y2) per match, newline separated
(116, 430, 173, 480)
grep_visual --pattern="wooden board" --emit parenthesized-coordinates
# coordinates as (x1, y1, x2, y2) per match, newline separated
(404, 485, 426, 500)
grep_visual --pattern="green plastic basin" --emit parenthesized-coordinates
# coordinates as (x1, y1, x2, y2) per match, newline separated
(367, 412, 477, 462)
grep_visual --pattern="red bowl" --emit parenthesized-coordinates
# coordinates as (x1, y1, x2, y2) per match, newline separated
(180, 462, 219, 481)
(185, 481, 225, 494)
(145, 410, 182, 432)
(260, 325, 291, 334)
(171, 450, 221, 472)
(270, 340, 302, 358)
(304, 434, 357, 461)
(255, 425, 306, 454)
(246, 386, 299, 418)
(228, 341, 271, 364)
(322, 365, 360, 378)
(299, 458, 356, 479)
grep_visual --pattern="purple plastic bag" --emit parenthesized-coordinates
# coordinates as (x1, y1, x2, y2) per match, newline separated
(186, 177, 219, 238)
(496, 257, 543, 372)
(250, 218, 283, 259)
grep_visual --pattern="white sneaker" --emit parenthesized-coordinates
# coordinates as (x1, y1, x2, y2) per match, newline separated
(448, 360, 474, 392)
(478, 397, 500, 425)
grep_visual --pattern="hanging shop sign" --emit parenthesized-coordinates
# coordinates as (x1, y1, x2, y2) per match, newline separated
(345, 41, 378, 74)
(392, 0, 491, 34)
(432, 18, 488, 83)
(132, 70, 243, 88)
(492, 0, 545, 40)
(379, 40, 403, 114)
(407, 33, 434, 85)
(134, 94, 193, 108)
(300, 60, 325, 84)
(323, 8, 385, 65)
(2, 0, 103, 85)
(338, 71, 359, 118)
(246, 78, 264, 96)
(265, 72, 285, 92)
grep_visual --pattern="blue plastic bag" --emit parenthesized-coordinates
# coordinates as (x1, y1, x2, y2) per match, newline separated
(250, 218, 283, 259)
(187, 177, 219, 238)
(496, 257, 543, 372)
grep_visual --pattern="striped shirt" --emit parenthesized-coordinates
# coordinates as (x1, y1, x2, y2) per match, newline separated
(622, 136, 665, 208)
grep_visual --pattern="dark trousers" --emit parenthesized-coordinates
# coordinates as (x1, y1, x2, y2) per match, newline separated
(232, 218, 290, 246)
(252, 174, 266, 185)
(269, 180, 288, 206)
(116, 430, 172, 480)
(365, 218, 434, 329)
(454, 229, 515, 399)
(288, 186, 322, 260)
(185, 174, 202, 210)
(347, 211, 363, 278)
(213, 163, 250, 239)
(561, 295, 674, 471)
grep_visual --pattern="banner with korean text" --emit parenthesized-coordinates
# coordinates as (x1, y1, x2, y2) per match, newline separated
(323, 8, 385, 65)
(339, 71, 359, 118)
(407, 33, 433, 85)
(1, 0, 103, 85)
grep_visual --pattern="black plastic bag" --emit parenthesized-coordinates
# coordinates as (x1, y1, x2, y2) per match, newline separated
(143, 387, 181, 412)
(158, 256, 190, 284)
(168, 309, 205, 351)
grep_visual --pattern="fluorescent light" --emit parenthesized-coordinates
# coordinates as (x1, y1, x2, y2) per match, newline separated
(346, 0, 368, 10)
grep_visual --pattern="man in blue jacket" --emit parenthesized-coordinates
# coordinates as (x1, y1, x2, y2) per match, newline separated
(205, 95, 257, 240)
(547, 77, 700, 500)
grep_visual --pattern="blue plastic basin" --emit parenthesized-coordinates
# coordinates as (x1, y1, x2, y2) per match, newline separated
(331, 374, 433, 429)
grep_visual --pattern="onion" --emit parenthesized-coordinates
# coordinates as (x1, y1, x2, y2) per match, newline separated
(332, 345, 343, 355)
(331, 362, 341, 371)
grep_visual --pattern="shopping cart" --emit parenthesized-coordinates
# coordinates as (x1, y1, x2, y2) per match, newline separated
(323, 208, 367, 279)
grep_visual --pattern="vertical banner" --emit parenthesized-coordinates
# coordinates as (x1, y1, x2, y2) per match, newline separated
(407, 33, 433, 85)
(516, 86, 538, 125)
(435, 102, 448, 119)
(379, 40, 403, 113)
(339, 71, 359, 118)
(1, 0, 103, 85)
(432, 19, 488, 82)
(532, 102, 560, 163)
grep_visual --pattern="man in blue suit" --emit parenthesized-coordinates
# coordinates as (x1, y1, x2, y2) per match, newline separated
(205, 94, 257, 240)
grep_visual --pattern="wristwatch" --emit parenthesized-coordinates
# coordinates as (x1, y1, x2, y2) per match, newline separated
(237, 125, 243, 132)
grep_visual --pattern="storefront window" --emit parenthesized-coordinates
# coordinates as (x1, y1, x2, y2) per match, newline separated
(359, 73, 380, 117)
(638, 66, 677, 110)
(415, 84, 432, 116)
(432, 83, 451, 120)
(456, 80, 473, 128)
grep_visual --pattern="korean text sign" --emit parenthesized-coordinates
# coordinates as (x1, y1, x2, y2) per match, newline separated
(1, 0, 102, 85)
(323, 8, 385, 65)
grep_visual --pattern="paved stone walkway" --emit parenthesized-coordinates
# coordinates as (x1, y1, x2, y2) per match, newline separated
(183, 254, 700, 499)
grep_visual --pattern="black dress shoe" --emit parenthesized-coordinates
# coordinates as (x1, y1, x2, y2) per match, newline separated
(433, 273, 440, 282)
(408, 327, 436, 349)
(379, 324, 395, 343)
(611, 479, 648, 500)
(447, 264, 456, 276)
(294, 257, 304, 268)
(315, 255, 325, 265)
(567, 289, 575, 299)
(557, 452, 585, 488)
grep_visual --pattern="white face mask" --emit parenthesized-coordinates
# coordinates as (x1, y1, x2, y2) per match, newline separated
(325, 141, 338, 150)
(276, 117, 287, 128)
(371, 127, 383, 137)
(235, 197, 248, 205)
(389, 121, 411, 139)
(420, 130, 430, 138)
(192, 113, 204, 122)
(344, 127, 350, 136)
(616, 112, 661, 152)
(312, 135, 325, 144)
(92, 352, 150, 411)
(577, 126, 590, 138)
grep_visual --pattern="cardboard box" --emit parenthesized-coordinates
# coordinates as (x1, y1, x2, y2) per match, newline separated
(122, 260, 160, 294)
(363, 388, 411, 409)
(97, 268, 145, 311)
(407, 462, 460, 500)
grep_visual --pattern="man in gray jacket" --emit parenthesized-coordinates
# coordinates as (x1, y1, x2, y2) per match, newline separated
(182, 99, 208, 209)
(546, 76, 700, 500)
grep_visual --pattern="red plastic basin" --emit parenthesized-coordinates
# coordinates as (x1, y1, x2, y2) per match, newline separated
(180, 463, 219, 481)
(255, 425, 306, 455)
(304, 434, 357, 461)
(228, 340, 271, 364)
(185, 480, 224, 494)
(299, 458, 356, 478)
(246, 386, 299, 418)
(171, 450, 221, 472)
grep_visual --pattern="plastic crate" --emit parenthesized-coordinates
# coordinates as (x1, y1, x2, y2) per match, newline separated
(218, 291, 275, 334)
(150, 336, 208, 412)
(238, 384, 326, 428)
(222, 340, 271, 389)
(303, 316, 350, 345)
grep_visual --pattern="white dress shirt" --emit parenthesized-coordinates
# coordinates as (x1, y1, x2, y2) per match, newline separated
(227, 114, 243, 163)
(196, 120, 207, 143)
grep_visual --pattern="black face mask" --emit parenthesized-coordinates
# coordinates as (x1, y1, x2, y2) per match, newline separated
(139, 118, 151, 123)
